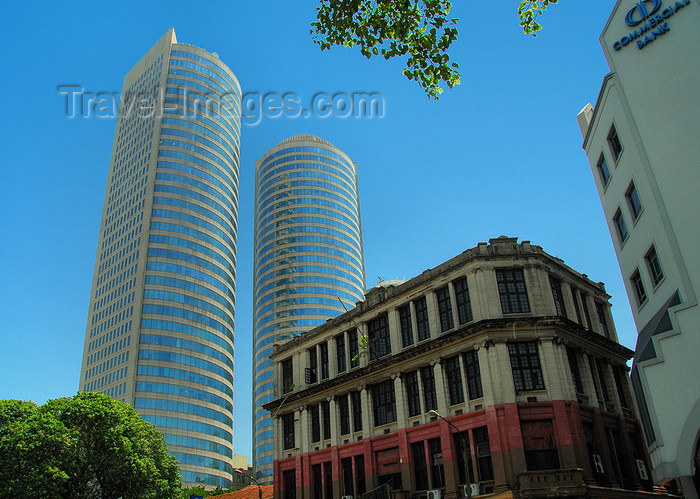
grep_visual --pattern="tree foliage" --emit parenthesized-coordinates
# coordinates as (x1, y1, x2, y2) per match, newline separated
(311, 0, 460, 99)
(518, 0, 559, 36)
(0, 393, 181, 499)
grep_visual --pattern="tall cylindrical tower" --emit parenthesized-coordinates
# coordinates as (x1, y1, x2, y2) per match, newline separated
(79, 28, 241, 488)
(252, 134, 366, 481)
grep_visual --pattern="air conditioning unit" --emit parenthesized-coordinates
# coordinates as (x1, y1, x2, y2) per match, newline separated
(636, 459, 649, 480)
(593, 454, 605, 474)
(341, 496, 353, 499)
(463, 483, 480, 496)
(427, 490, 442, 499)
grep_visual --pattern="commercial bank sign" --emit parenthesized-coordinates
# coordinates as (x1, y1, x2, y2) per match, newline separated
(613, 0, 692, 51)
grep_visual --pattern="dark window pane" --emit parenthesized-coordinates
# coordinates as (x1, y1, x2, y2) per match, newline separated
(415, 296, 430, 341)
(372, 379, 396, 426)
(463, 350, 483, 399)
(436, 286, 454, 331)
(508, 342, 545, 391)
(399, 304, 414, 347)
(368, 314, 391, 360)
(282, 357, 293, 393)
(549, 276, 566, 317)
(496, 269, 530, 314)
(445, 356, 465, 405)
(405, 370, 421, 417)
(336, 334, 346, 373)
(454, 277, 473, 324)
(421, 366, 437, 411)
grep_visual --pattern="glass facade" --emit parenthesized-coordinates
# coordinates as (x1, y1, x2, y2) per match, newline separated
(78, 29, 241, 489)
(252, 135, 365, 481)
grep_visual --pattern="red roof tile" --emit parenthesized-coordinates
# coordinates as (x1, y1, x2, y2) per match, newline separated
(208, 484, 274, 499)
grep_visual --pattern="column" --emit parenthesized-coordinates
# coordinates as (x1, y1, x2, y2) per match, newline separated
(433, 359, 449, 416)
(299, 404, 309, 454)
(393, 373, 407, 426)
(328, 395, 337, 445)
(360, 384, 372, 438)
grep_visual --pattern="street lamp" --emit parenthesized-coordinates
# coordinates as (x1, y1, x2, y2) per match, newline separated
(429, 410, 472, 499)
(234, 468, 262, 499)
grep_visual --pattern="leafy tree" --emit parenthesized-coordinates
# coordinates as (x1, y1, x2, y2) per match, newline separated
(311, 0, 460, 99)
(518, 0, 559, 36)
(0, 393, 181, 499)
(310, 1, 560, 99)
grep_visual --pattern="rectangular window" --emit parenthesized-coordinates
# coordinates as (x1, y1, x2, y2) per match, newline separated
(283, 469, 297, 499)
(323, 462, 333, 499)
(597, 153, 611, 186)
(310, 404, 320, 443)
(405, 370, 421, 417)
(549, 276, 566, 317)
(567, 347, 583, 394)
(436, 286, 454, 332)
(414, 296, 430, 341)
(429, 437, 446, 488)
(355, 455, 366, 495)
(319, 342, 329, 380)
(338, 394, 350, 435)
(444, 356, 465, 405)
(336, 334, 346, 373)
(421, 366, 437, 411)
(453, 431, 474, 485)
(463, 350, 483, 399)
(581, 292, 592, 329)
(508, 342, 545, 391)
(351, 390, 362, 432)
(626, 182, 643, 220)
(521, 420, 560, 471)
(349, 329, 359, 368)
(595, 302, 610, 338)
(282, 357, 293, 394)
(614, 367, 629, 408)
(372, 379, 396, 426)
(282, 412, 295, 450)
(307, 347, 318, 384)
(412, 441, 429, 491)
(368, 314, 391, 361)
(571, 287, 583, 324)
(474, 426, 495, 481)
(496, 268, 530, 314)
(321, 400, 331, 439)
(311, 464, 322, 499)
(454, 276, 473, 324)
(646, 245, 664, 286)
(631, 269, 647, 306)
(596, 361, 610, 402)
(398, 304, 414, 347)
(341, 457, 354, 497)
(613, 209, 629, 243)
(608, 124, 623, 161)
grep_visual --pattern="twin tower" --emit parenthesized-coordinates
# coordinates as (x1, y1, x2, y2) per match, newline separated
(78, 29, 366, 487)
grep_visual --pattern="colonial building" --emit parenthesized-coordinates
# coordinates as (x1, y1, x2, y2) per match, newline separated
(577, 0, 700, 495)
(264, 237, 665, 499)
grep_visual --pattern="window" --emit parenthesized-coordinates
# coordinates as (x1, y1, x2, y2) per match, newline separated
(508, 342, 545, 391)
(368, 314, 391, 361)
(282, 412, 295, 450)
(626, 182, 643, 220)
(596, 360, 610, 403)
(355, 455, 366, 495)
(595, 302, 610, 338)
(283, 469, 297, 499)
(412, 441, 429, 491)
(319, 342, 329, 380)
(646, 245, 664, 286)
(321, 401, 331, 439)
(597, 153, 611, 186)
(436, 286, 454, 331)
(338, 394, 350, 435)
(310, 404, 320, 443)
(608, 124, 623, 161)
(398, 304, 414, 347)
(463, 350, 483, 399)
(421, 366, 437, 411)
(549, 276, 566, 317)
(351, 390, 362, 432)
(341, 457, 354, 497)
(613, 367, 629, 408)
(567, 347, 584, 394)
(282, 358, 293, 394)
(429, 438, 446, 488)
(372, 379, 396, 426)
(613, 209, 629, 243)
(307, 347, 317, 384)
(631, 269, 647, 306)
(453, 431, 474, 485)
(496, 268, 530, 314)
(349, 329, 359, 368)
(581, 292, 592, 329)
(323, 462, 333, 499)
(445, 356, 465, 405)
(521, 420, 560, 471)
(405, 370, 421, 417)
(474, 426, 494, 481)
(414, 296, 430, 341)
(336, 334, 346, 373)
(454, 276, 473, 324)
(311, 464, 322, 499)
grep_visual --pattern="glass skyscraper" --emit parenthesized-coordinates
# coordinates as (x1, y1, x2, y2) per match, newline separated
(252, 135, 366, 481)
(78, 28, 241, 488)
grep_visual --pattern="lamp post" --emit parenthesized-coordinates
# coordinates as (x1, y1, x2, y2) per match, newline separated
(429, 410, 472, 499)
(234, 468, 262, 499)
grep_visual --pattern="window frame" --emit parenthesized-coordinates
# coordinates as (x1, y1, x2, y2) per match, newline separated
(405, 370, 422, 417)
(608, 124, 623, 162)
(414, 296, 430, 341)
(368, 314, 391, 361)
(463, 350, 483, 400)
(549, 275, 566, 317)
(597, 153, 611, 187)
(496, 268, 531, 314)
(626, 182, 643, 221)
(282, 357, 293, 394)
(436, 286, 455, 332)
(613, 208, 629, 244)
(372, 379, 397, 426)
(630, 269, 648, 307)
(645, 245, 664, 287)
(398, 303, 414, 348)
(444, 356, 465, 405)
(453, 276, 473, 324)
(508, 341, 545, 392)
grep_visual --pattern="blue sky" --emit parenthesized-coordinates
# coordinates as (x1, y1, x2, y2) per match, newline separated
(0, 1, 626, 460)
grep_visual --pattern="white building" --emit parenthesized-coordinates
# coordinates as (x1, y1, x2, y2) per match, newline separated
(577, 0, 700, 495)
